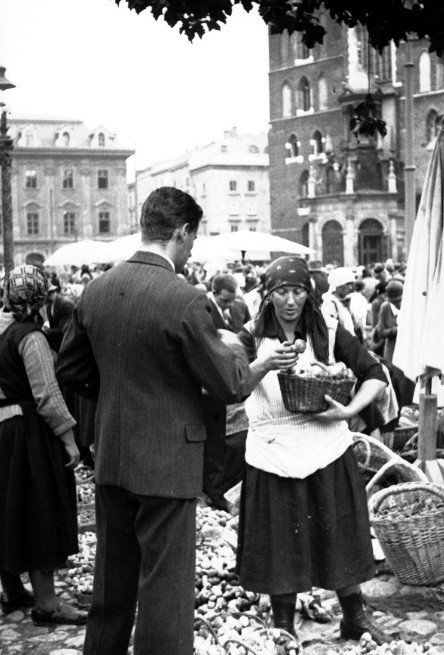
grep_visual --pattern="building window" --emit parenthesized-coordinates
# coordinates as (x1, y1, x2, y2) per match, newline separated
(27, 212, 39, 235)
(63, 169, 74, 189)
(426, 109, 440, 143)
(221, 144, 228, 153)
(436, 61, 444, 90)
(99, 211, 110, 233)
(248, 225, 257, 232)
(98, 170, 109, 189)
(247, 180, 255, 192)
(419, 52, 431, 93)
(63, 211, 76, 236)
(249, 145, 259, 153)
(311, 130, 324, 158)
(229, 201, 239, 215)
(230, 224, 239, 232)
(62, 131, 70, 146)
(25, 170, 37, 189)
(299, 170, 309, 198)
(98, 132, 106, 147)
(229, 180, 237, 192)
(280, 31, 290, 67)
(247, 202, 257, 215)
(318, 74, 328, 110)
(286, 133, 300, 158)
(25, 133, 33, 147)
(282, 82, 292, 117)
(301, 43, 310, 59)
(298, 77, 312, 112)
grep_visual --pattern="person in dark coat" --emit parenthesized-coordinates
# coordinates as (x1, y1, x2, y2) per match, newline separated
(56, 187, 252, 655)
(43, 281, 75, 353)
(0, 265, 86, 625)
(236, 256, 390, 645)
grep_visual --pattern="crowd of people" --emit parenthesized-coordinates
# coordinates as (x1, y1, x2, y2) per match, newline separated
(0, 185, 415, 654)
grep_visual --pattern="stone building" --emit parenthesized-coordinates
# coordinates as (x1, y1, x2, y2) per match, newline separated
(268, 18, 444, 266)
(4, 118, 134, 266)
(136, 128, 270, 236)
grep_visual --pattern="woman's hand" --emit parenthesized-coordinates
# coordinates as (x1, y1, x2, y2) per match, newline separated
(59, 428, 81, 469)
(259, 341, 299, 372)
(314, 395, 352, 422)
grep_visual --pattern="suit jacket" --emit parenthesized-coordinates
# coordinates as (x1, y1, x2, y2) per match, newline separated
(45, 294, 75, 352)
(56, 251, 251, 498)
(208, 298, 228, 330)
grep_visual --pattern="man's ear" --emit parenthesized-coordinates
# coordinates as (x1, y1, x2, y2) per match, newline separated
(177, 223, 190, 242)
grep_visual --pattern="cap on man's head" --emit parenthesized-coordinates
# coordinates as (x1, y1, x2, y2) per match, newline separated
(386, 280, 404, 303)
(373, 263, 385, 275)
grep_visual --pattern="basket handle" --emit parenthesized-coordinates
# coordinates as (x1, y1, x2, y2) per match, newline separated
(369, 481, 444, 517)
(222, 638, 260, 654)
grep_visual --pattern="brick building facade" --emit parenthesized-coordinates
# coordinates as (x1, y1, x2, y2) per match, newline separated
(4, 118, 134, 266)
(268, 19, 444, 266)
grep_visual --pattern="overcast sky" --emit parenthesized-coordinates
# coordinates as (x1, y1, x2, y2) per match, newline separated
(0, 0, 270, 175)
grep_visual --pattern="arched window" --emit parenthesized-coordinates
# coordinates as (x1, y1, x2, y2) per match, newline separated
(290, 32, 298, 62)
(322, 220, 344, 266)
(25, 132, 33, 147)
(286, 134, 299, 158)
(98, 132, 106, 147)
(282, 82, 292, 117)
(426, 109, 439, 143)
(318, 14, 328, 58)
(358, 218, 384, 266)
(311, 130, 324, 157)
(62, 131, 70, 146)
(298, 77, 312, 112)
(419, 52, 431, 93)
(299, 170, 309, 198)
(280, 31, 290, 67)
(249, 144, 259, 153)
(318, 74, 328, 110)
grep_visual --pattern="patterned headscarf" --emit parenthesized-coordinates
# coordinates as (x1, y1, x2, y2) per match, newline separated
(264, 256, 311, 297)
(4, 265, 49, 321)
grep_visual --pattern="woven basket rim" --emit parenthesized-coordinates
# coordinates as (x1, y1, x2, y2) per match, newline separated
(369, 482, 444, 518)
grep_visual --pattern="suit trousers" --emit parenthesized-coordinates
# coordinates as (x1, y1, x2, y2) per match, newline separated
(83, 485, 197, 655)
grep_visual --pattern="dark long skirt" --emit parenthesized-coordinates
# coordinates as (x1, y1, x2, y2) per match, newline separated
(236, 446, 375, 595)
(0, 411, 78, 574)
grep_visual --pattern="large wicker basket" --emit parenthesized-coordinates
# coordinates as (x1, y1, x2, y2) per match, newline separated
(369, 482, 444, 585)
(277, 370, 355, 413)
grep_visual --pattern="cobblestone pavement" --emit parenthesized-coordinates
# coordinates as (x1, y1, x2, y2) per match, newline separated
(2, 568, 444, 655)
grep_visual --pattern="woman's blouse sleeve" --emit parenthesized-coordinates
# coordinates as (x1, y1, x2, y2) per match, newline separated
(18, 330, 76, 436)
(333, 323, 386, 384)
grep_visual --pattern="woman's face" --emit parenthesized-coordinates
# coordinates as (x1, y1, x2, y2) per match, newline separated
(270, 285, 308, 323)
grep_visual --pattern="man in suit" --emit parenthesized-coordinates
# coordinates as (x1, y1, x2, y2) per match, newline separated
(56, 187, 252, 655)
(203, 275, 250, 510)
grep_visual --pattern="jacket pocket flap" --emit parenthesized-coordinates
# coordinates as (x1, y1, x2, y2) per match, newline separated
(185, 424, 207, 442)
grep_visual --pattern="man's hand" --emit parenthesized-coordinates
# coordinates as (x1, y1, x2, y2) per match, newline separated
(314, 394, 352, 422)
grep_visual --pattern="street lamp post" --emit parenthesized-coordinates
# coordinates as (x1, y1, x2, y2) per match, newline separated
(0, 66, 16, 276)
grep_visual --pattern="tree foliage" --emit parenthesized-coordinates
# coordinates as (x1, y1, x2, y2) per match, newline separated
(115, 0, 444, 56)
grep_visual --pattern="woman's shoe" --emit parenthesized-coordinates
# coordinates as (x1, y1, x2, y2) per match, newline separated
(1, 589, 35, 613)
(271, 598, 297, 637)
(31, 602, 88, 626)
(338, 592, 391, 645)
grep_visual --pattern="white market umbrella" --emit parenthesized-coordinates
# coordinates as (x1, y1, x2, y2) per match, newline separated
(105, 233, 142, 262)
(393, 129, 444, 482)
(209, 230, 315, 260)
(44, 240, 111, 267)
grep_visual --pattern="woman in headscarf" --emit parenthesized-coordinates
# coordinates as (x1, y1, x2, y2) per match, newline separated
(0, 265, 87, 625)
(236, 256, 389, 644)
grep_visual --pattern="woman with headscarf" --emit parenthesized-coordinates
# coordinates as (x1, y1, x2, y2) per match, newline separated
(0, 265, 87, 625)
(236, 257, 389, 645)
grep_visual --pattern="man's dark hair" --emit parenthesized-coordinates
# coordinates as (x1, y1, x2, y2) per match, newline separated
(140, 187, 203, 242)
(212, 274, 237, 295)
